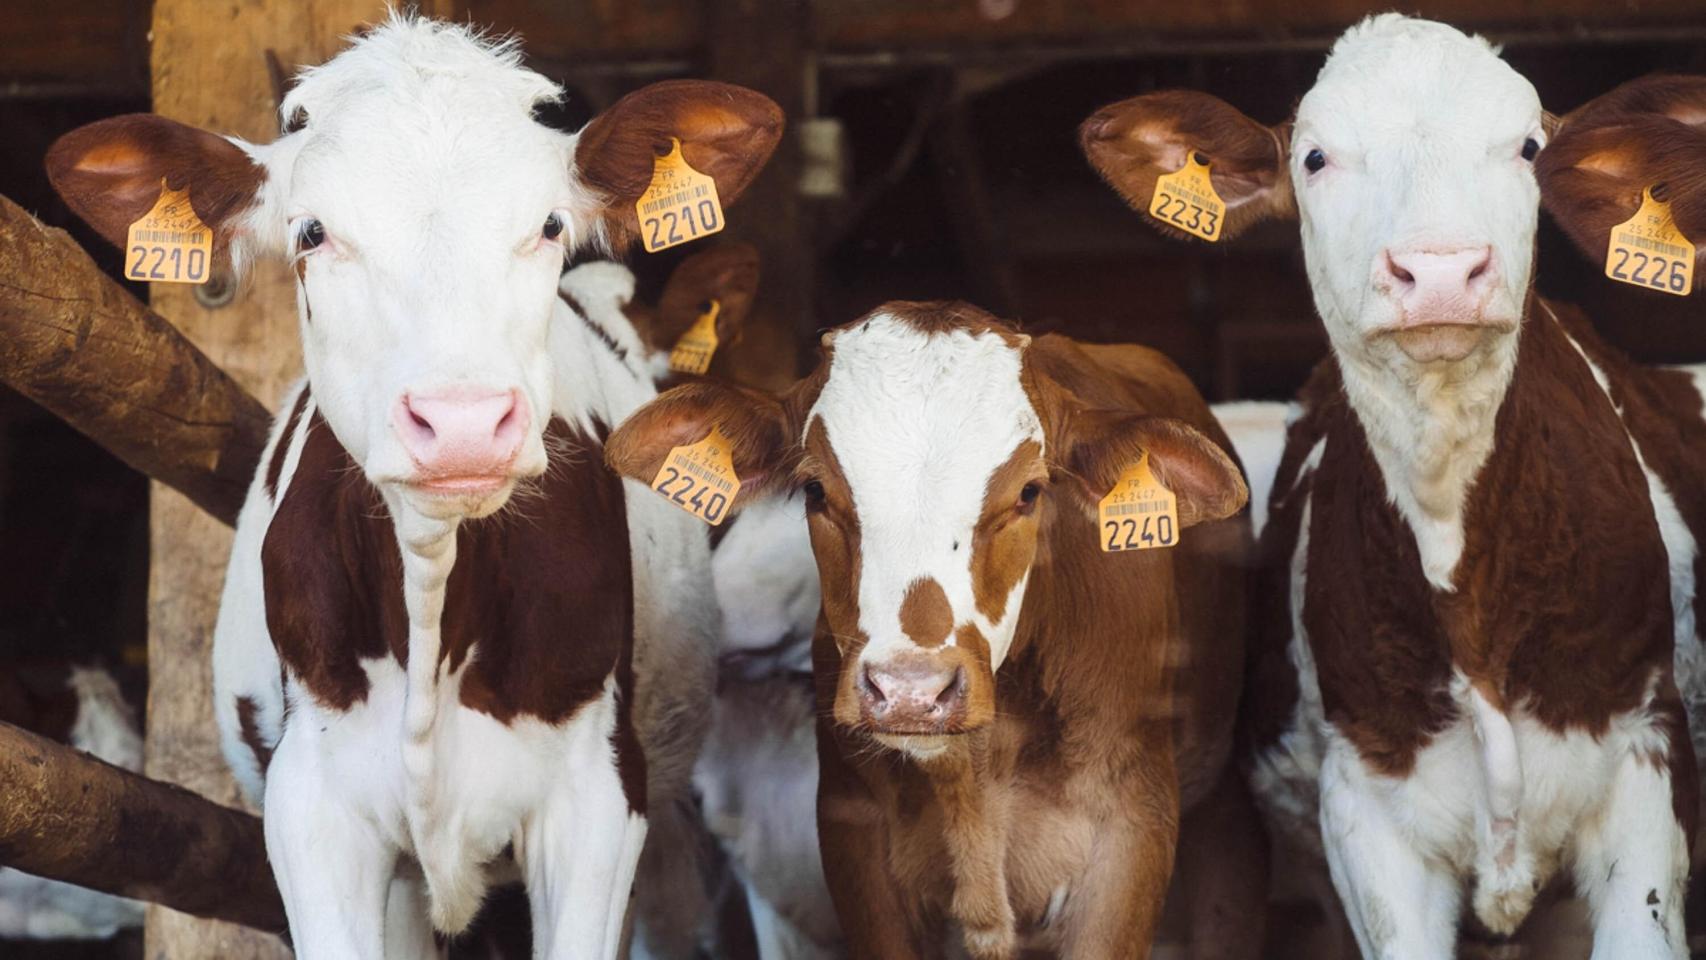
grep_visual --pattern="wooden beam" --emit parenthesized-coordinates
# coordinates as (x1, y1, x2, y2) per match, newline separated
(0, 720, 284, 933)
(145, 3, 390, 955)
(0, 0, 147, 98)
(0, 194, 269, 527)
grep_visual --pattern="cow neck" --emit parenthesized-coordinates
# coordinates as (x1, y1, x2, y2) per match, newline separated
(1332, 298, 1526, 590)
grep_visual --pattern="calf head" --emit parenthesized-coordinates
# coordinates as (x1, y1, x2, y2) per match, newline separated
(607, 301, 1244, 760)
(1084, 14, 1546, 371)
(1538, 74, 1706, 290)
(47, 15, 780, 521)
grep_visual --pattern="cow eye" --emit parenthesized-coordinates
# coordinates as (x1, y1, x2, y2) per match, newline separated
(542, 212, 565, 241)
(1304, 148, 1327, 174)
(296, 219, 325, 252)
(1017, 482, 1042, 513)
(1521, 137, 1540, 162)
(802, 479, 826, 510)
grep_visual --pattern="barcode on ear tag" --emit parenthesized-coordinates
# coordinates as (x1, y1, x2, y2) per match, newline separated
(636, 138, 724, 254)
(1605, 186, 1694, 296)
(1149, 153, 1225, 242)
(1097, 452, 1178, 552)
(125, 180, 214, 284)
(651, 425, 740, 525)
(668, 300, 721, 375)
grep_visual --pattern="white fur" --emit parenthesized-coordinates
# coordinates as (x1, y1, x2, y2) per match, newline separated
(0, 667, 145, 940)
(712, 495, 821, 669)
(808, 314, 1041, 677)
(1210, 400, 1292, 538)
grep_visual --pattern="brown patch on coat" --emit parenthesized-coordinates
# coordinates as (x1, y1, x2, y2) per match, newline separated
(897, 578, 952, 648)
(235, 696, 274, 774)
(969, 440, 1046, 626)
(264, 386, 313, 501)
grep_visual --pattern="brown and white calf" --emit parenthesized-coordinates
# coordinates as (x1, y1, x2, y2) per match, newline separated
(607, 300, 1263, 959)
(0, 661, 143, 940)
(47, 16, 780, 959)
(1083, 14, 1706, 959)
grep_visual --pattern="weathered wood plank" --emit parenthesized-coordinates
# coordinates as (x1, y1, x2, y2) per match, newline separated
(0, 720, 284, 933)
(0, 194, 269, 527)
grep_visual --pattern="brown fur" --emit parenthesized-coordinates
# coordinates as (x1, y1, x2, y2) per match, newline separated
(898, 578, 954, 648)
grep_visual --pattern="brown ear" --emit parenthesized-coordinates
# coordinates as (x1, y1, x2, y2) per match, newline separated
(1060, 411, 1247, 529)
(1539, 77, 1706, 287)
(606, 379, 794, 510)
(45, 114, 266, 255)
(575, 80, 784, 249)
(651, 241, 762, 351)
(1080, 90, 1294, 242)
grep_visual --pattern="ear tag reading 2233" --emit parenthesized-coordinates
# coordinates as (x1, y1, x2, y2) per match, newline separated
(1149, 153, 1225, 243)
(1098, 452, 1178, 553)
(1605, 186, 1694, 297)
(126, 180, 213, 284)
(652, 425, 741, 526)
(668, 300, 722, 375)
(637, 138, 725, 254)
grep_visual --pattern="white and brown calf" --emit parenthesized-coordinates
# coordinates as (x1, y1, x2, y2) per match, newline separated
(47, 16, 780, 959)
(0, 661, 143, 941)
(1084, 14, 1706, 959)
(608, 301, 1263, 960)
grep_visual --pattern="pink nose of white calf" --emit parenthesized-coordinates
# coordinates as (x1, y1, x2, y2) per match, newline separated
(1382, 246, 1496, 314)
(394, 387, 530, 484)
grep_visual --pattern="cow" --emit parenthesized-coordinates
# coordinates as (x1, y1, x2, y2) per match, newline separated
(0, 661, 144, 941)
(46, 15, 781, 958)
(564, 249, 837, 959)
(604, 299, 1263, 959)
(1081, 13, 1706, 959)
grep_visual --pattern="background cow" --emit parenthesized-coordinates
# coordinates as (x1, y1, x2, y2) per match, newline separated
(1083, 14, 1706, 959)
(47, 15, 780, 959)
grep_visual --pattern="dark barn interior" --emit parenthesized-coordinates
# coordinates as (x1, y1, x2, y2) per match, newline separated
(3, 1, 1706, 957)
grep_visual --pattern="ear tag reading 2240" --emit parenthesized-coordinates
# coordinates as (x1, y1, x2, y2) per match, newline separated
(637, 138, 724, 254)
(1148, 153, 1225, 243)
(1605, 186, 1694, 297)
(1098, 452, 1178, 553)
(126, 180, 213, 284)
(668, 300, 722, 375)
(651, 425, 740, 526)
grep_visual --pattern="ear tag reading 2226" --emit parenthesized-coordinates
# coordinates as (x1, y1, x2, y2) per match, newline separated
(668, 300, 722, 375)
(1605, 186, 1694, 297)
(637, 138, 724, 254)
(651, 425, 740, 526)
(1097, 452, 1178, 553)
(1148, 153, 1225, 243)
(126, 180, 213, 284)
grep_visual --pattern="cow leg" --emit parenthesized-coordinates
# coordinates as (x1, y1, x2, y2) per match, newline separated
(264, 725, 395, 958)
(1054, 769, 1178, 960)
(1572, 747, 1689, 960)
(385, 859, 443, 959)
(630, 792, 714, 958)
(521, 739, 647, 960)
(1175, 766, 1268, 960)
(1318, 742, 1458, 960)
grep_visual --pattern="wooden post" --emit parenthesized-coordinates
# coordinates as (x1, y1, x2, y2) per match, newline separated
(144, 3, 390, 955)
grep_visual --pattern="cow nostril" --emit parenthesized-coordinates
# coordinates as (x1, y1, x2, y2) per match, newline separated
(1468, 252, 1492, 284)
(494, 398, 520, 436)
(407, 405, 435, 437)
(860, 666, 886, 705)
(936, 667, 966, 708)
(1386, 254, 1414, 285)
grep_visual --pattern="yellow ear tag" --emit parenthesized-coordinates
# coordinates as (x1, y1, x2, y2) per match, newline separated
(1148, 153, 1225, 242)
(125, 180, 214, 284)
(1097, 451, 1179, 553)
(636, 138, 725, 254)
(651, 424, 740, 526)
(1605, 186, 1694, 296)
(668, 299, 721, 375)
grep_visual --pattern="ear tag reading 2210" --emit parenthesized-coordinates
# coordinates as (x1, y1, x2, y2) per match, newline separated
(651, 425, 741, 526)
(1097, 452, 1178, 553)
(637, 138, 724, 254)
(1148, 153, 1225, 242)
(668, 300, 722, 375)
(1605, 186, 1694, 297)
(125, 180, 213, 284)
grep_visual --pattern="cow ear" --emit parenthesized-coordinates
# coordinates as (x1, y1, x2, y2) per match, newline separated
(575, 80, 784, 250)
(652, 241, 762, 351)
(46, 114, 267, 260)
(1080, 90, 1294, 242)
(1539, 77, 1706, 286)
(1058, 410, 1247, 529)
(606, 379, 794, 510)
